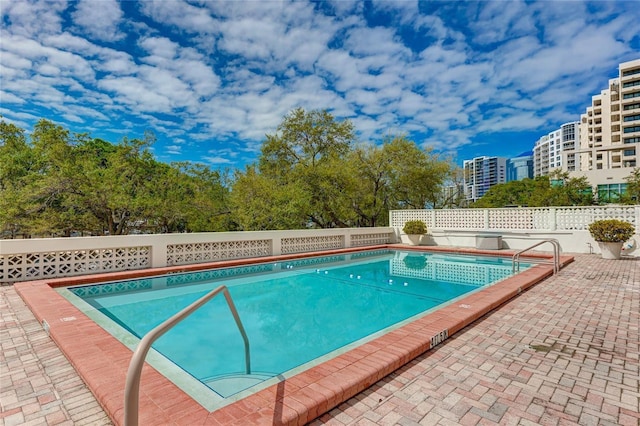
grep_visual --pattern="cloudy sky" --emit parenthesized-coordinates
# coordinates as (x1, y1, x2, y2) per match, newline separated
(1, 0, 639, 169)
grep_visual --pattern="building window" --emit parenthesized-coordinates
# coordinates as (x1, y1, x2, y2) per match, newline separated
(622, 68, 640, 77)
(624, 137, 640, 144)
(624, 149, 636, 156)
(623, 114, 640, 122)
(623, 126, 640, 133)
(623, 92, 640, 99)
(623, 80, 640, 88)
(623, 103, 640, 111)
(598, 183, 627, 203)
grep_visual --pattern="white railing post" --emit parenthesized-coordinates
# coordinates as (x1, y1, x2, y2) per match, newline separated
(484, 209, 490, 230)
(550, 208, 557, 231)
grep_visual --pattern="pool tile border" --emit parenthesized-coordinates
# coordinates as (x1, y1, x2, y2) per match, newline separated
(14, 245, 574, 425)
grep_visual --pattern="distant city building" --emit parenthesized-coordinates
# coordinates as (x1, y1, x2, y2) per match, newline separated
(507, 151, 534, 181)
(563, 58, 640, 202)
(463, 156, 507, 202)
(533, 122, 579, 177)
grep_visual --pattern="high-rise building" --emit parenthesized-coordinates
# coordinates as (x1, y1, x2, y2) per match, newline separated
(507, 151, 534, 181)
(564, 58, 640, 201)
(533, 122, 579, 176)
(463, 156, 507, 202)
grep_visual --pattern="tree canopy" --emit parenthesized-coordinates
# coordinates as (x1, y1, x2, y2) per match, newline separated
(0, 119, 229, 237)
(7, 111, 640, 238)
(229, 109, 456, 230)
(1, 112, 456, 237)
(472, 170, 594, 208)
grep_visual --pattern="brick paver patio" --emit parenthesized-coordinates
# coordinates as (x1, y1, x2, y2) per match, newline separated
(1, 253, 639, 425)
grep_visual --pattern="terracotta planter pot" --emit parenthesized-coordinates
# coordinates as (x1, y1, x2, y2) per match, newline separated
(598, 241, 624, 260)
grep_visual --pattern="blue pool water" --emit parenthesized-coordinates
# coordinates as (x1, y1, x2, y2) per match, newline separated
(67, 249, 525, 399)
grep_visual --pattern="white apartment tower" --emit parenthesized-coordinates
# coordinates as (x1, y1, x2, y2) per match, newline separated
(533, 121, 579, 177)
(463, 156, 507, 202)
(564, 59, 640, 198)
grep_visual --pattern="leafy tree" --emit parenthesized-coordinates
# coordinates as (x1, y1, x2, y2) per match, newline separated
(347, 143, 393, 227)
(0, 120, 34, 237)
(473, 171, 594, 208)
(230, 165, 311, 230)
(248, 108, 356, 229)
(383, 136, 454, 209)
(231, 110, 456, 230)
(347, 137, 455, 226)
(622, 168, 640, 204)
(0, 119, 233, 237)
(178, 163, 232, 232)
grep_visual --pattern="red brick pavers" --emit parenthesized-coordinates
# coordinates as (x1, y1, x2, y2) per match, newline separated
(312, 254, 640, 426)
(2, 253, 638, 425)
(0, 285, 112, 426)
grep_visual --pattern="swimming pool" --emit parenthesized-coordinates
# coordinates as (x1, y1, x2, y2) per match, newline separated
(60, 249, 527, 409)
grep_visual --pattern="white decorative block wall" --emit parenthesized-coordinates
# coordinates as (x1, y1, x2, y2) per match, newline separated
(350, 233, 393, 247)
(280, 235, 344, 254)
(488, 209, 535, 230)
(434, 209, 484, 229)
(390, 210, 434, 228)
(166, 240, 272, 266)
(0, 247, 150, 283)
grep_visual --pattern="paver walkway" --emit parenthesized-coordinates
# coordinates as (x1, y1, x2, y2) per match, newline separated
(1, 253, 638, 425)
(1, 286, 112, 426)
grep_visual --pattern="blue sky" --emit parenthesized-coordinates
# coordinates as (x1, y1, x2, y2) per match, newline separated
(1, 1, 639, 170)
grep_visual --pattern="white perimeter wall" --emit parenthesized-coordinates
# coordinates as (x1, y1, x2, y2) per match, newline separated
(390, 205, 640, 256)
(0, 228, 393, 284)
(3, 205, 640, 284)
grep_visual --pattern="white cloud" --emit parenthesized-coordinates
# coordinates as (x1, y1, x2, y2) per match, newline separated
(0, 0, 67, 37)
(72, 0, 124, 42)
(0, 0, 638, 168)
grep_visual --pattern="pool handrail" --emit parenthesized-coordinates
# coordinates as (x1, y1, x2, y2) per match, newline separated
(123, 285, 250, 426)
(512, 239, 561, 274)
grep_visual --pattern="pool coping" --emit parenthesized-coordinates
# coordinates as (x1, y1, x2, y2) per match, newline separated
(14, 245, 574, 426)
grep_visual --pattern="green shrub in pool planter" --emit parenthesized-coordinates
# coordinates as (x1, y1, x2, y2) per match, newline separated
(402, 220, 427, 235)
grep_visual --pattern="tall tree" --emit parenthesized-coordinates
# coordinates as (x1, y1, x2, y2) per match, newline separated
(622, 168, 640, 204)
(0, 120, 34, 237)
(252, 108, 356, 229)
(383, 136, 454, 209)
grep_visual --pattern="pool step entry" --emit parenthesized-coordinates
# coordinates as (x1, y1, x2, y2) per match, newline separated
(203, 372, 275, 398)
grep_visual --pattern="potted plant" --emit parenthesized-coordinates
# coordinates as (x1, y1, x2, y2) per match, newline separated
(402, 220, 427, 246)
(588, 219, 635, 259)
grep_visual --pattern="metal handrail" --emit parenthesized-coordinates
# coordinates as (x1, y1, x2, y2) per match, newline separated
(512, 239, 561, 275)
(123, 285, 250, 426)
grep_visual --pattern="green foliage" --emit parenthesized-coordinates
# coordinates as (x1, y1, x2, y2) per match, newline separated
(231, 110, 455, 230)
(621, 168, 640, 204)
(0, 118, 230, 237)
(2, 110, 457, 236)
(402, 220, 427, 235)
(473, 172, 594, 208)
(588, 219, 635, 242)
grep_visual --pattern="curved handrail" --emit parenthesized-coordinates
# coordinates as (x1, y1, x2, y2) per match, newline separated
(512, 239, 560, 274)
(123, 285, 250, 426)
